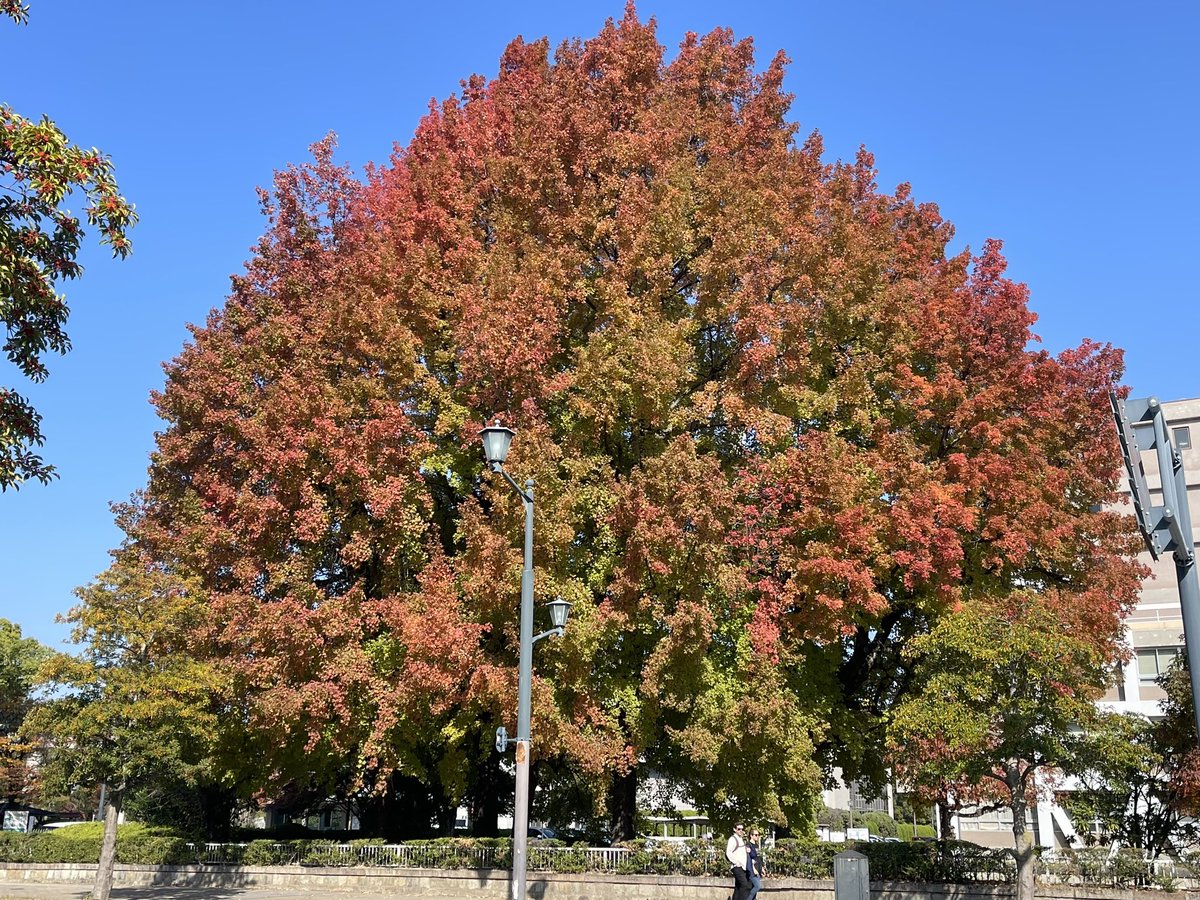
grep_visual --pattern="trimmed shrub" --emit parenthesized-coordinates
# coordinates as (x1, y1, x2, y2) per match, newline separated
(860, 840, 939, 882)
(242, 840, 299, 866)
(860, 811, 898, 838)
(764, 839, 841, 878)
(0, 823, 194, 866)
(1041, 846, 1153, 888)
(0, 831, 37, 863)
(896, 822, 936, 841)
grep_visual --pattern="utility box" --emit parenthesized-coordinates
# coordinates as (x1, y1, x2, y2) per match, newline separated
(833, 848, 869, 900)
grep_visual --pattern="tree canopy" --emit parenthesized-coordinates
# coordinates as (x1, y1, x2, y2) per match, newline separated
(1, 3, 137, 489)
(90, 8, 1141, 839)
(0, 617, 50, 802)
(888, 596, 1125, 900)
(24, 542, 218, 900)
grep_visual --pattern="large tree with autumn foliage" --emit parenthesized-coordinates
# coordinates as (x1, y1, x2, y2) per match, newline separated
(112, 7, 1141, 839)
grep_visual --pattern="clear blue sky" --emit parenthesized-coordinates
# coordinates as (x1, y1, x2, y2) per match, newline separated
(2, 1, 1197, 648)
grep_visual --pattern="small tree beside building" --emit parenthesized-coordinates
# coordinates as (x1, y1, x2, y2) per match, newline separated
(889, 596, 1119, 900)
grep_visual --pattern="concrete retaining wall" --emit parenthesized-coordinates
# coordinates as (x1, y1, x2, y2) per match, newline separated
(0, 863, 1192, 900)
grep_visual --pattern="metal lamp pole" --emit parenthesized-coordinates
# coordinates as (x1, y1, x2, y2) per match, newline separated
(479, 422, 570, 900)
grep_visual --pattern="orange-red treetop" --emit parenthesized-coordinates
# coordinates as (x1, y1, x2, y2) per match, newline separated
(133, 7, 1143, 829)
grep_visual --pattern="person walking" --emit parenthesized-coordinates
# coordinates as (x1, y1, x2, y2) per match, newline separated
(746, 827, 764, 900)
(725, 822, 751, 900)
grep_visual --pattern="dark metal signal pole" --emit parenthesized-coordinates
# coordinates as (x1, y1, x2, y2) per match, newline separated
(1111, 393, 1200, 739)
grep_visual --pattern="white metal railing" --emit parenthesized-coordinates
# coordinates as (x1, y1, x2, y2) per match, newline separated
(194, 842, 242, 865)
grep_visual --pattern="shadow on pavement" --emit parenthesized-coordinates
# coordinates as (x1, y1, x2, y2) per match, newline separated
(1, 887, 387, 900)
(113, 890, 255, 898)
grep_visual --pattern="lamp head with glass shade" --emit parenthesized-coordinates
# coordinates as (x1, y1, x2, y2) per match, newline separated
(479, 420, 516, 472)
(546, 597, 572, 631)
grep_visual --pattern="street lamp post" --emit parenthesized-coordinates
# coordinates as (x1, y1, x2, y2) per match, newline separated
(479, 421, 570, 900)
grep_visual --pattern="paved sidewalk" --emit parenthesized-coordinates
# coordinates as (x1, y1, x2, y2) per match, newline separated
(0, 887, 402, 900)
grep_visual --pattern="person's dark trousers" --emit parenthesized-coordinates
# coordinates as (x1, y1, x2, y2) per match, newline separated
(731, 866, 752, 900)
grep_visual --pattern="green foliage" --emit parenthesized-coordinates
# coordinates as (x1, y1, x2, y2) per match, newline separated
(0, 822, 191, 865)
(22, 547, 220, 802)
(769, 838, 1012, 883)
(1157, 655, 1200, 817)
(1038, 847, 1154, 889)
(891, 597, 1112, 796)
(859, 810, 898, 837)
(122, 777, 236, 839)
(889, 594, 1117, 900)
(817, 806, 849, 830)
(857, 840, 938, 882)
(19, 543, 223, 900)
(2, 830, 1172, 888)
(0, 618, 49, 731)
(1151, 868, 1180, 893)
(0, 617, 50, 797)
(892, 793, 935, 830)
(1054, 658, 1200, 862)
(528, 842, 588, 873)
(1066, 708, 1199, 858)
(241, 840, 295, 866)
(0, 73, 137, 488)
(764, 838, 843, 878)
(896, 822, 935, 841)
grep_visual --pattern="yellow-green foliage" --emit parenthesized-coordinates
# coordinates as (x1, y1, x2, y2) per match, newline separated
(0, 822, 190, 864)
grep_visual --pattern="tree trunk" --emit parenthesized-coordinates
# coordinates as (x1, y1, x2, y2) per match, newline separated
(199, 783, 236, 840)
(355, 789, 394, 841)
(607, 765, 638, 844)
(468, 747, 503, 837)
(937, 802, 954, 840)
(92, 785, 122, 900)
(1011, 796, 1037, 900)
(436, 799, 456, 835)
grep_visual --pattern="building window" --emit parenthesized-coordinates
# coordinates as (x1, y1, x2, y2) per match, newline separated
(958, 807, 1034, 832)
(1137, 647, 1179, 684)
(849, 780, 889, 813)
(1173, 426, 1192, 450)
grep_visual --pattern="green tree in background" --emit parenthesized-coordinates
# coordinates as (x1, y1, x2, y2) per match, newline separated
(1067, 708, 1196, 859)
(889, 597, 1118, 900)
(23, 546, 218, 900)
(1157, 654, 1200, 817)
(1066, 654, 1200, 858)
(0, 617, 50, 802)
(1, 2, 137, 489)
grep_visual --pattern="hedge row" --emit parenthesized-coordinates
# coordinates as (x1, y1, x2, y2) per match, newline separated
(3, 829, 989, 877)
(0, 827, 1182, 892)
(0, 823, 193, 865)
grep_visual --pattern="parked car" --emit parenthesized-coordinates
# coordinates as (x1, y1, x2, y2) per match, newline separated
(528, 826, 560, 841)
(556, 827, 606, 846)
